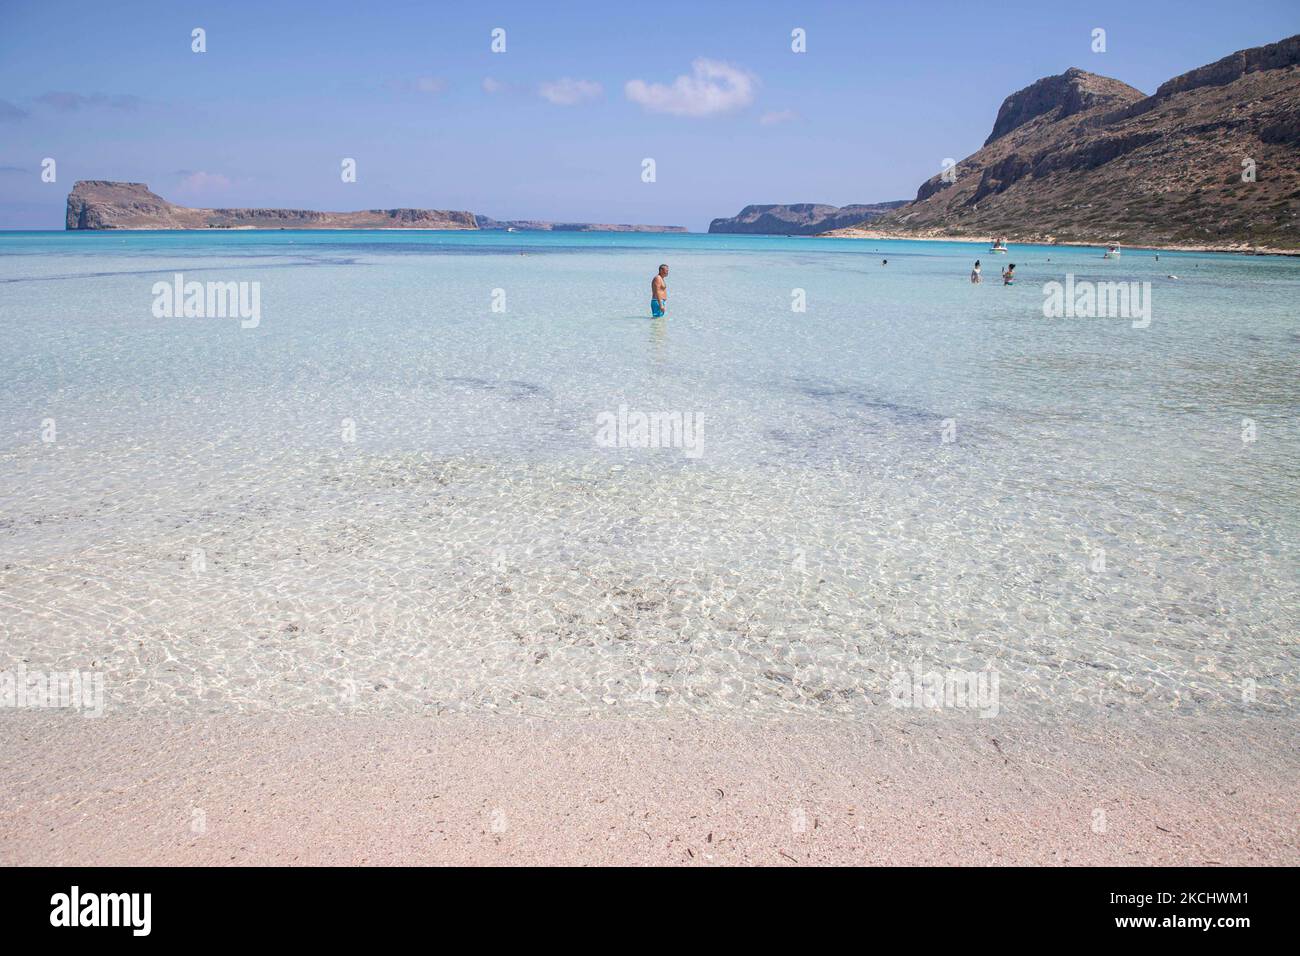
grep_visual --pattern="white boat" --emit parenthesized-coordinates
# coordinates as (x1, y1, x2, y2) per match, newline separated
(989, 238, 1009, 253)
(1103, 243, 1121, 258)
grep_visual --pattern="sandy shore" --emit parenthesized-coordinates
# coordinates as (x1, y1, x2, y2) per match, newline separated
(819, 227, 1300, 256)
(1, 713, 1294, 866)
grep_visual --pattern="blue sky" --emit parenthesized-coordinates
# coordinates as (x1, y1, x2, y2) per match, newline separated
(1, 0, 1297, 229)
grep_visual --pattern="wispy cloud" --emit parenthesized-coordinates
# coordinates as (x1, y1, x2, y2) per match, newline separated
(0, 99, 29, 122)
(173, 171, 232, 195)
(625, 59, 756, 117)
(482, 77, 507, 94)
(388, 76, 447, 96)
(35, 91, 142, 112)
(539, 78, 603, 106)
(759, 109, 799, 126)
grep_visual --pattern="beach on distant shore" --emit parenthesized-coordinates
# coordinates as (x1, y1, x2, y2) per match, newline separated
(819, 227, 1300, 257)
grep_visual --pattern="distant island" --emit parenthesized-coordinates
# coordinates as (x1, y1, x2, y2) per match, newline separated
(475, 215, 687, 233)
(708, 202, 907, 235)
(64, 181, 687, 233)
(821, 34, 1300, 253)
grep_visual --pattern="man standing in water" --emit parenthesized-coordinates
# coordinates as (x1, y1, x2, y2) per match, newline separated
(651, 264, 668, 317)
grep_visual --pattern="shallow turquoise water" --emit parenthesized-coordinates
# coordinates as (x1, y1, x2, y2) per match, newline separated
(1, 230, 1296, 719)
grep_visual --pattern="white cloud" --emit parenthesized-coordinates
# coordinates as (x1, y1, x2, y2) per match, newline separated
(624, 58, 756, 117)
(412, 76, 446, 95)
(175, 171, 232, 194)
(539, 78, 603, 106)
(759, 109, 799, 126)
(482, 77, 506, 94)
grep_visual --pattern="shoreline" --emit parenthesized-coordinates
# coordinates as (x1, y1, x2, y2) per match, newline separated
(52, 225, 685, 234)
(23, 225, 1296, 255)
(3, 713, 1294, 866)
(819, 227, 1300, 257)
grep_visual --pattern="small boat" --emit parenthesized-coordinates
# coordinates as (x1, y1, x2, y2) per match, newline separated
(989, 237, 1009, 253)
(1103, 243, 1121, 259)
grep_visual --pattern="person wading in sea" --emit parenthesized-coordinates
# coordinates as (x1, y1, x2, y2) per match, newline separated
(651, 264, 669, 317)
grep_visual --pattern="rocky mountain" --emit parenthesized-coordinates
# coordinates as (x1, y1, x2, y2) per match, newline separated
(65, 181, 686, 232)
(980, 69, 1144, 146)
(832, 35, 1300, 251)
(708, 201, 907, 235)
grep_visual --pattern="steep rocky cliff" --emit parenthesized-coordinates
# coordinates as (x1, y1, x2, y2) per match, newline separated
(836, 35, 1300, 250)
(982, 69, 1143, 146)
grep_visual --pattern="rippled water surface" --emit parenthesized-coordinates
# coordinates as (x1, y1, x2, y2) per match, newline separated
(1, 230, 1296, 719)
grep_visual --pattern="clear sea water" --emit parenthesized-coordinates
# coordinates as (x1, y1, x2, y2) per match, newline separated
(1, 230, 1296, 720)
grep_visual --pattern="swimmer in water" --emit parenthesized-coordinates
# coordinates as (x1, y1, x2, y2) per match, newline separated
(1002, 263, 1016, 285)
(650, 263, 668, 317)
(971, 259, 982, 284)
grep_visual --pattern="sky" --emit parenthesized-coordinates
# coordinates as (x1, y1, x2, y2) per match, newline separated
(1, 0, 1297, 230)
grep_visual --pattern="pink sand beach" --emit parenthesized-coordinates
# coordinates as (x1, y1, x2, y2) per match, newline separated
(2, 713, 1294, 866)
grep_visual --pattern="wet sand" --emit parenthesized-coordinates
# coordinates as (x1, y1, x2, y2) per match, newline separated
(1, 713, 1294, 866)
